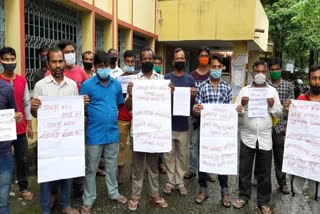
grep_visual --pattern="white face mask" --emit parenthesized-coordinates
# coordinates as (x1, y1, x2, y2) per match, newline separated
(254, 73, 266, 85)
(64, 53, 76, 65)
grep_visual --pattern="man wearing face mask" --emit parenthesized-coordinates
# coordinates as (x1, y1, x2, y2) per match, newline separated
(193, 53, 232, 206)
(0, 47, 34, 201)
(267, 57, 294, 194)
(116, 50, 137, 185)
(233, 60, 282, 214)
(125, 47, 174, 211)
(45, 39, 87, 91)
(80, 50, 127, 214)
(107, 48, 124, 78)
(33, 45, 49, 88)
(163, 48, 196, 196)
(31, 48, 88, 214)
(185, 46, 216, 183)
(154, 56, 163, 74)
(82, 51, 95, 79)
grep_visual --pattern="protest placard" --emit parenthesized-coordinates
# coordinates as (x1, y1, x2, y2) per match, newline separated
(248, 88, 268, 117)
(283, 100, 320, 182)
(117, 75, 135, 94)
(0, 109, 16, 141)
(132, 80, 172, 153)
(37, 96, 85, 183)
(199, 104, 238, 175)
(173, 87, 190, 116)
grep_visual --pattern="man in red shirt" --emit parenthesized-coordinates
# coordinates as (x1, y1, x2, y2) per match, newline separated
(0, 47, 34, 200)
(284, 65, 320, 213)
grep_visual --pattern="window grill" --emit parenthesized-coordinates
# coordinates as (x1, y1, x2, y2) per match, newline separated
(0, 0, 5, 49)
(25, 0, 82, 89)
(95, 20, 104, 51)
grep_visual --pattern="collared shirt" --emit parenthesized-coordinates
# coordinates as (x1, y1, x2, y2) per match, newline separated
(110, 65, 124, 79)
(0, 80, 16, 157)
(195, 78, 232, 104)
(33, 75, 78, 97)
(268, 79, 295, 134)
(235, 83, 283, 151)
(133, 70, 164, 80)
(80, 75, 124, 145)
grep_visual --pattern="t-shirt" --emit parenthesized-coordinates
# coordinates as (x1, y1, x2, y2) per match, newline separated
(191, 69, 210, 88)
(45, 65, 87, 91)
(165, 72, 195, 131)
(0, 80, 16, 157)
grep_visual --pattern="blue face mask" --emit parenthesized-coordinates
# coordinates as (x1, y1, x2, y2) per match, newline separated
(96, 67, 111, 79)
(210, 69, 222, 79)
(123, 65, 135, 73)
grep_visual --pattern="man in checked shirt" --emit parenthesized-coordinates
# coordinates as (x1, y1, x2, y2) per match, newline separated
(193, 53, 232, 207)
(267, 57, 294, 194)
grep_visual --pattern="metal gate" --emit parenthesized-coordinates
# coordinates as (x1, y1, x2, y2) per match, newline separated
(25, 0, 82, 89)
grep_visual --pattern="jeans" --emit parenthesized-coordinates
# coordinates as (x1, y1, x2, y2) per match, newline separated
(239, 141, 272, 206)
(0, 155, 13, 214)
(40, 179, 72, 214)
(12, 134, 29, 191)
(188, 125, 199, 174)
(198, 172, 228, 196)
(83, 143, 120, 206)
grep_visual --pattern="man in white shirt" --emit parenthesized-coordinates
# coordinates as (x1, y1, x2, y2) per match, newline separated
(233, 60, 282, 214)
(108, 48, 124, 78)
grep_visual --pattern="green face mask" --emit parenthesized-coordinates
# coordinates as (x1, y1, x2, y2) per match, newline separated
(154, 66, 162, 73)
(270, 70, 282, 80)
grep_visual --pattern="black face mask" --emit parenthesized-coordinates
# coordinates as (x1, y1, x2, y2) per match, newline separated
(83, 62, 93, 70)
(174, 61, 185, 70)
(110, 56, 118, 64)
(310, 85, 320, 95)
(2, 62, 16, 72)
(141, 62, 154, 72)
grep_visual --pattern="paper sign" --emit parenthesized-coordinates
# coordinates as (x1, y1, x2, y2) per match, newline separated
(173, 87, 191, 116)
(117, 75, 134, 94)
(37, 96, 85, 183)
(282, 100, 320, 182)
(0, 109, 16, 141)
(199, 104, 238, 175)
(132, 80, 172, 153)
(248, 88, 268, 117)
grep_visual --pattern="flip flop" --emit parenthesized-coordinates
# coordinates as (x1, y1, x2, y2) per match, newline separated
(195, 192, 208, 204)
(163, 185, 173, 196)
(128, 199, 139, 211)
(20, 190, 33, 201)
(232, 199, 247, 209)
(179, 187, 188, 196)
(222, 194, 231, 208)
(151, 197, 168, 208)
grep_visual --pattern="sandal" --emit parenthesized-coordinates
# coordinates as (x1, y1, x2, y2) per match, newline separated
(260, 205, 272, 214)
(128, 199, 139, 211)
(195, 192, 208, 204)
(20, 190, 33, 201)
(62, 207, 80, 214)
(232, 199, 247, 209)
(80, 205, 91, 214)
(179, 187, 188, 196)
(163, 185, 173, 196)
(222, 194, 231, 208)
(151, 196, 168, 208)
(112, 195, 127, 204)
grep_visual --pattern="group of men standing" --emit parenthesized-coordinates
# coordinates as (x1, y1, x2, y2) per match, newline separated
(0, 41, 319, 214)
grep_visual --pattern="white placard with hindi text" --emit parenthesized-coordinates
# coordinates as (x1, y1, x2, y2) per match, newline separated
(173, 87, 190, 116)
(0, 109, 16, 141)
(248, 88, 268, 118)
(117, 75, 135, 94)
(283, 100, 320, 182)
(199, 104, 238, 175)
(37, 96, 85, 183)
(132, 80, 172, 153)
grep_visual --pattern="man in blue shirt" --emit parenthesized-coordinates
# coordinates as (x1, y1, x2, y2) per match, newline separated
(80, 50, 127, 214)
(0, 80, 22, 213)
(163, 48, 196, 196)
(193, 53, 232, 207)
